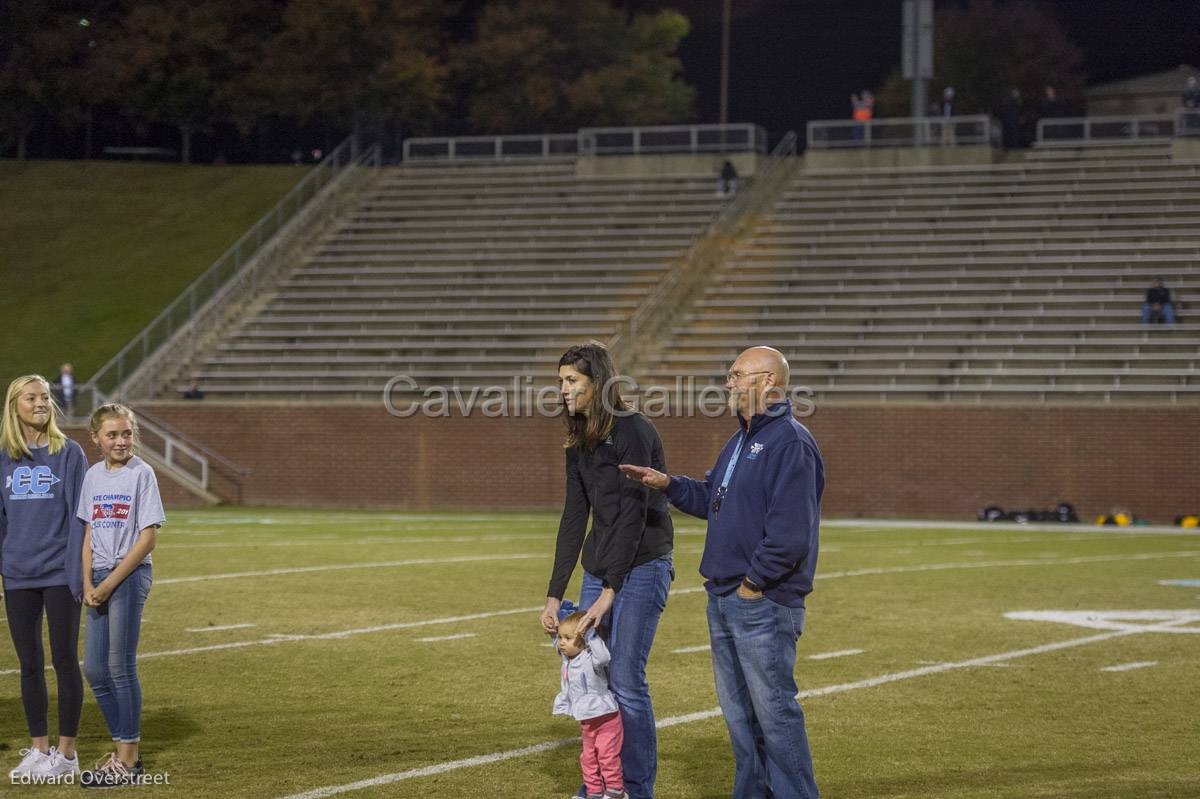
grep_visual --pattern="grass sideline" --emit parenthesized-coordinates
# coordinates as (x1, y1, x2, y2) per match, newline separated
(0, 160, 307, 384)
(1, 508, 1198, 798)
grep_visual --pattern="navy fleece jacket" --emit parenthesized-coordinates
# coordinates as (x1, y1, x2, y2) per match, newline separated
(665, 401, 823, 608)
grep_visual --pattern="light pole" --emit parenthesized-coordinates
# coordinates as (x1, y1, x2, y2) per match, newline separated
(902, 0, 934, 142)
(719, 0, 731, 128)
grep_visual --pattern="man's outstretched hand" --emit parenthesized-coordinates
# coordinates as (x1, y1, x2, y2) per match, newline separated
(618, 464, 670, 491)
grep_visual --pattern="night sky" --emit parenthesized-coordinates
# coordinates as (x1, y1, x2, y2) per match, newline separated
(20, 0, 1200, 161)
(662, 0, 1200, 141)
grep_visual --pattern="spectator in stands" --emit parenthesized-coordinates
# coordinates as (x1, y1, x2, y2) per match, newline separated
(717, 160, 739, 197)
(620, 346, 823, 799)
(1141, 277, 1176, 326)
(850, 90, 874, 141)
(1001, 88, 1025, 148)
(1183, 76, 1200, 109)
(937, 87, 956, 145)
(939, 86, 955, 117)
(541, 342, 674, 799)
(182, 382, 205, 400)
(53, 364, 75, 416)
(1040, 85, 1064, 120)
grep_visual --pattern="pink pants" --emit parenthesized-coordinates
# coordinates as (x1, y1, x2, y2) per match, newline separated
(580, 710, 624, 795)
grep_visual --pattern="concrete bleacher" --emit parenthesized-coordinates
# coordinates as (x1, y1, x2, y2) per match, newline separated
(640, 155, 1200, 402)
(183, 160, 728, 399)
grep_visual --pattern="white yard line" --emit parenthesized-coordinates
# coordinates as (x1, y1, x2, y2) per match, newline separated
(1, 550, 1196, 679)
(174, 514, 554, 527)
(808, 648, 864, 660)
(671, 644, 712, 654)
(172, 514, 1194, 536)
(1100, 661, 1158, 672)
(167, 534, 553, 550)
(277, 737, 581, 799)
(416, 633, 478, 643)
(822, 519, 1198, 536)
(914, 659, 1013, 668)
(0, 605, 546, 676)
(816, 550, 1200, 581)
(185, 623, 257, 633)
(155, 553, 541, 584)
(276, 615, 1198, 799)
(155, 549, 1200, 588)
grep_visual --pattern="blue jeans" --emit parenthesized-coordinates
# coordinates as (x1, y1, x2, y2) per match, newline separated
(579, 556, 673, 799)
(1141, 302, 1175, 325)
(84, 564, 152, 743)
(707, 591, 818, 799)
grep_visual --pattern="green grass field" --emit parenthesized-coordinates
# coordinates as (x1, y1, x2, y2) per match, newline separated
(2, 510, 1198, 798)
(0, 160, 306, 383)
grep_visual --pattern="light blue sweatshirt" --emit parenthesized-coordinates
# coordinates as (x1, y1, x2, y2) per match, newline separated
(0, 440, 88, 600)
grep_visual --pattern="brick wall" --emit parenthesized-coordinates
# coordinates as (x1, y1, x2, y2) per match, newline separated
(129, 402, 1200, 523)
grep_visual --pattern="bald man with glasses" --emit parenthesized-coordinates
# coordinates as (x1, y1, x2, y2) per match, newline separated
(621, 346, 823, 799)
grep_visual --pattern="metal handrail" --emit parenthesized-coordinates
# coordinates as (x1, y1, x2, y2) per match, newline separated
(1036, 114, 1176, 145)
(402, 123, 769, 162)
(142, 419, 210, 491)
(81, 135, 371, 403)
(87, 388, 213, 492)
(403, 134, 578, 161)
(578, 123, 767, 156)
(609, 131, 799, 368)
(1178, 108, 1200, 138)
(807, 114, 997, 149)
(132, 407, 250, 477)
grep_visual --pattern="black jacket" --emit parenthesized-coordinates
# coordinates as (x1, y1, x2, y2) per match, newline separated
(547, 413, 673, 598)
(1146, 287, 1172, 305)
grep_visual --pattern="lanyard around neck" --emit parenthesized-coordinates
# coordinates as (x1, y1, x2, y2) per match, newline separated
(719, 432, 746, 494)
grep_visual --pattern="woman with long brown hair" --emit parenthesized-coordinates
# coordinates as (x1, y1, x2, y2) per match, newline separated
(540, 342, 674, 799)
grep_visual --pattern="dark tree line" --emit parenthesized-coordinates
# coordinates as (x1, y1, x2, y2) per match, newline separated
(873, 0, 1085, 125)
(1, 0, 696, 163)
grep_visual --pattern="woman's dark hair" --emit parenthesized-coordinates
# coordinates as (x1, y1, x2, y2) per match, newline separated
(558, 341, 629, 450)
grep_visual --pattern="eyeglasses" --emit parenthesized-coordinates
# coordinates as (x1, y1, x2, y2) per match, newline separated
(726, 369, 772, 383)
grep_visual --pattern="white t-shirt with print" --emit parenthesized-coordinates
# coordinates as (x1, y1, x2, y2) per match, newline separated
(76, 456, 165, 569)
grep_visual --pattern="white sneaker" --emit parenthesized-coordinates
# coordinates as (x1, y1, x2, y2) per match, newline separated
(43, 747, 80, 778)
(8, 747, 51, 780)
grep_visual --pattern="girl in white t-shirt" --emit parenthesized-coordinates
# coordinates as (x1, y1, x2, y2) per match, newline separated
(76, 404, 165, 788)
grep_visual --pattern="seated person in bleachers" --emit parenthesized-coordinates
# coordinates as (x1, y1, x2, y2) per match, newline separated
(1140, 277, 1176, 326)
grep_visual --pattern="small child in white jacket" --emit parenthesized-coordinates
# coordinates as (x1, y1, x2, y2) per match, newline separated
(553, 611, 626, 799)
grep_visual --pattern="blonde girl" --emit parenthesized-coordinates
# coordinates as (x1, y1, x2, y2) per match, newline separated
(1, 375, 88, 780)
(75, 404, 164, 788)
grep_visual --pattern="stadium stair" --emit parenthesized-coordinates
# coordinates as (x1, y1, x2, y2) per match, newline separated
(173, 161, 731, 399)
(636, 152, 1200, 403)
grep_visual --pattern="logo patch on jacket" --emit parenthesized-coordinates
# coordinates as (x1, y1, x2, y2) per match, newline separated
(747, 442, 765, 460)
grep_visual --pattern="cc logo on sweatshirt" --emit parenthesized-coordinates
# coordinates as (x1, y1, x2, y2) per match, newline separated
(6, 466, 61, 496)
